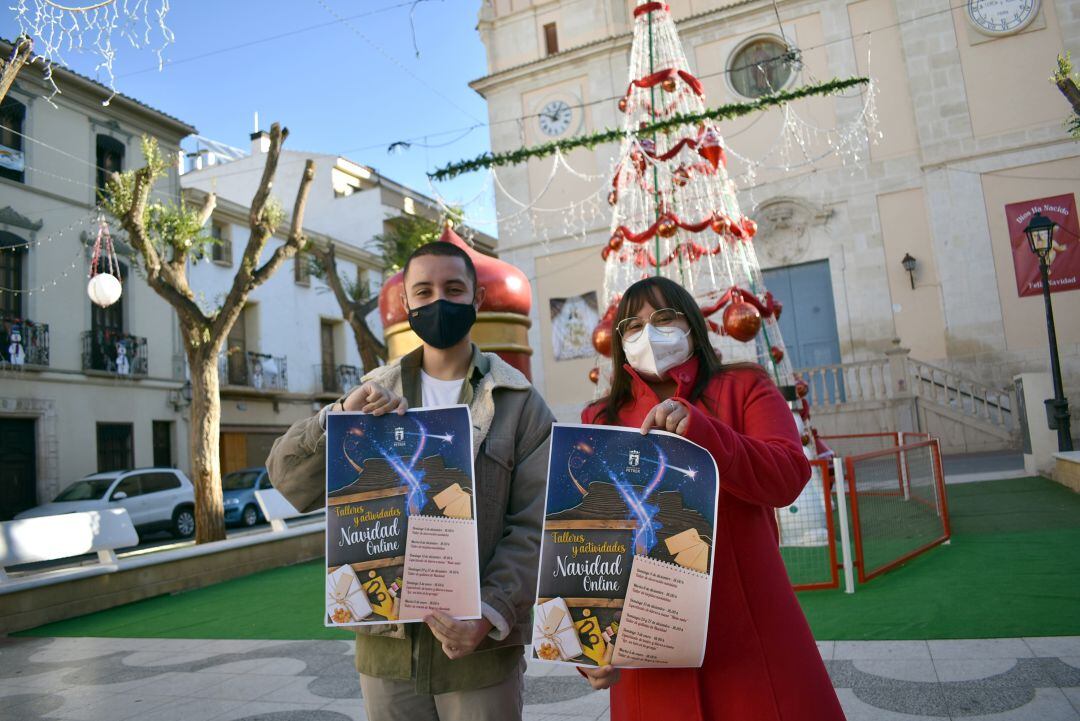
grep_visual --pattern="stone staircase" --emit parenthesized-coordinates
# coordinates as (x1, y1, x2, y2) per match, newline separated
(798, 346, 1019, 454)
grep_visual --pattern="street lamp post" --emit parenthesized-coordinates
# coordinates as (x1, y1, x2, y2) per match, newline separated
(1023, 212, 1073, 452)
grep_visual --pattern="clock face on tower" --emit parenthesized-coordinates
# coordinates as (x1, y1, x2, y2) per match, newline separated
(538, 99, 573, 137)
(966, 0, 1039, 36)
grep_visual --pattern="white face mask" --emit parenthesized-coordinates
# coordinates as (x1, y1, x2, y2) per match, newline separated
(622, 324, 693, 380)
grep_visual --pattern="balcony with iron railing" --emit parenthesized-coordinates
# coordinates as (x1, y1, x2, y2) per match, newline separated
(218, 350, 288, 392)
(313, 363, 361, 397)
(81, 330, 148, 377)
(1, 316, 49, 369)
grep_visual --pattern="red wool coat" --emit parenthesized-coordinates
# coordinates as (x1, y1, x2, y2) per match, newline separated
(581, 356, 845, 721)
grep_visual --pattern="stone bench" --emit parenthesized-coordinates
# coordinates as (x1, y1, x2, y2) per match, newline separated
(0, 508, 139, 583)
(254, 489, 321, 532)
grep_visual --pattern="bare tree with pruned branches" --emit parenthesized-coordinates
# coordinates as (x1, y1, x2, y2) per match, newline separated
(308, 242, 386, 373)
(308, 209, 463, 373)
(105, 123, 315, 543)
(0, 35, 33, 105)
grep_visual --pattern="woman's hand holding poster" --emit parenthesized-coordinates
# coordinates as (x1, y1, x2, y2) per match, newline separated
(325, 406, 481, 627)
(534, 423, 718, 668)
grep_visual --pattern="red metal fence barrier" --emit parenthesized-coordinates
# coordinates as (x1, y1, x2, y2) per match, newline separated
(845, 439, 951, 583)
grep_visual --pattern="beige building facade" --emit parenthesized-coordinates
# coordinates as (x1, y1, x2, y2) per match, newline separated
(0, 56, 492, 520)
(0, 49, 195, 520)
(471, 0, 1080, 444)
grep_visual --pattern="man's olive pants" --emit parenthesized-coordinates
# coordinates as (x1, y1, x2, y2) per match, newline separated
(357, 660, 524, 721)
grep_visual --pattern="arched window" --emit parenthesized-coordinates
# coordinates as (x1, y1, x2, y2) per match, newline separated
(0, 98, 26, 184)
(0, 231, 25, 318)
(728, 36, 794, 99)
(95, 134, 125, 196)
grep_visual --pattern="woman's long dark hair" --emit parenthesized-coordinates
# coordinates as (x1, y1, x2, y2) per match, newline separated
(597, 276, 724, 423)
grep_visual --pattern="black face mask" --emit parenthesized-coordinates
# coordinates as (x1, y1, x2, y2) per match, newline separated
(407, 299, 477, 350)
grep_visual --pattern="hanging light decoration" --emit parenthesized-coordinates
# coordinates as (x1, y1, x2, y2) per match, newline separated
(12, 0, 176, 104)
(87, 217, 122, 308)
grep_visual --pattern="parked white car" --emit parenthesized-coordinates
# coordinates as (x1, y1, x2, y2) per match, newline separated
(15, 468, 196, 538)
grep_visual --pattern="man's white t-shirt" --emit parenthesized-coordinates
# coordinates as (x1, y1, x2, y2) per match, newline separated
(420, 370, 465, 408)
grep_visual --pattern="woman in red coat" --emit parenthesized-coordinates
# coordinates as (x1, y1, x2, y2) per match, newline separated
(578, 277, 845, 721)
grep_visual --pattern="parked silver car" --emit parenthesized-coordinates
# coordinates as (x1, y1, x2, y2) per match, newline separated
(15, 468, 197, 538)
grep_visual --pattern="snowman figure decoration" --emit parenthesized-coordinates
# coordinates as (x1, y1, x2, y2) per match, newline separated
(115, 339, 131, 376)
(7, 325, 25, 365)
(251, 357, 264, 389)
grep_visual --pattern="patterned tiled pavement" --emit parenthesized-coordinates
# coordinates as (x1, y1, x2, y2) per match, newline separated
(1, 636, 1079, 720)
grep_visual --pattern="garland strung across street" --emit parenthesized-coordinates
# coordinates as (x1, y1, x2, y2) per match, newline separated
(428, 76, 869, 181)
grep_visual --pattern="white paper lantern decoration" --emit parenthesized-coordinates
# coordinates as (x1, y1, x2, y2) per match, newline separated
(88, 217, 123, 308)
(87, 273, 122, 308)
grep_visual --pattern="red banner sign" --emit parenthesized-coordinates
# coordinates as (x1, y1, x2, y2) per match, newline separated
(1005, 193, 1079, 297)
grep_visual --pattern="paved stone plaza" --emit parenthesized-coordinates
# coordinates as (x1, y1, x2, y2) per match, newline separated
(1, 636, 1079, 720)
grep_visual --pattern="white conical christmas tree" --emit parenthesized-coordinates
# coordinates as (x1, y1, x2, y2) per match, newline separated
(600, 1, 797, 392)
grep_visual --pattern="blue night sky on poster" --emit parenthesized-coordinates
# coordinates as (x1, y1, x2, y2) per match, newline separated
(546, 424, 718, 524)
(326, 407, 473, 494)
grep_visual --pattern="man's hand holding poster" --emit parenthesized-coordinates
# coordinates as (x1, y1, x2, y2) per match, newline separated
(533, 423, 719, 668)
(325, 406, 481, 627)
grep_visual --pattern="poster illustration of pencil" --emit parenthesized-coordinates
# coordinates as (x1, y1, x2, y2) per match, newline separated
(533, 423, 718, 668)
(325, 406, 481, 627)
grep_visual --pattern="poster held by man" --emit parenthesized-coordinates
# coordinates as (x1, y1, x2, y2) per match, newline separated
(325, 406, 481, 627)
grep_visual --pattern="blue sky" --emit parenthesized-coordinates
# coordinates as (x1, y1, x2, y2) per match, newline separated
(2, 0, 495, 227)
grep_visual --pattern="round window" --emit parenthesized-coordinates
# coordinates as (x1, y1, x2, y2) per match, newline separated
(728, 37, 794, 98)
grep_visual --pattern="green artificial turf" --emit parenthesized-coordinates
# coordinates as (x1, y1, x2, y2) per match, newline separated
(14, 477, 1080, 641)
(15, 561, 353, 641)
(798, 476, 1080, 640)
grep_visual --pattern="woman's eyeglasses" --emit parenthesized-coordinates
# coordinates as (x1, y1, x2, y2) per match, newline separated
(616, 308, 686, 342)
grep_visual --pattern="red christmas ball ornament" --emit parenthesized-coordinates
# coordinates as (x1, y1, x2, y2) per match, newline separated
(795, 379, 809, 399)
(608, 190, 618, 206)
(742, 217, 758, 238)
(710, 214, 731, 235)
(589, 367, 600, 384)
(618, 97, 628, 113)
(592, 319, 614, 358)
(673, 165, 690, 188)
(772, 299, 783, 321)
(657, 216, 679, 238)
(661, 77, 677, 93)
(607, 229, 625, 252)
(770, 345, 784, 364)
(722, 297, 762, 342)
(602, 299, 619, 321)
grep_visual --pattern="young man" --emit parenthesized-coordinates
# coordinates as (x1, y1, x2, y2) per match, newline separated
(266, 241, 554, 721)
